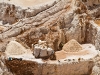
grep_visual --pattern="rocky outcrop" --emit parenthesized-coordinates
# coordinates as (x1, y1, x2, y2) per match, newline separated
(0, 52, 13, 75)
(0, 0, 100, 75)
(81, 0, 100, 7)
(0, 0, 100, 51)
(5, 59, 94, 75)
(0, 0, 71, 50)
(0, 0, 58, 24)
(91, 55, 100, 75)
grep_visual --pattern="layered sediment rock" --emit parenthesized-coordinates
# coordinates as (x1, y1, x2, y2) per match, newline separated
(82, 0, 100, 7)
(0, 0, 58, 24)
(0, 0, 100, 75)
(0, 0, 100, 51)
(5, 60, 94, 75)
(0, 53, 13, 75)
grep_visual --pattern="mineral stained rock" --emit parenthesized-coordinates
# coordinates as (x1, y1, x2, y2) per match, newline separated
(0, 0, 100, 75)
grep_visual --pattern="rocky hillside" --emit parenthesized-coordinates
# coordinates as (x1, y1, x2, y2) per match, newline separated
(0, 0, 100, 50)
(0, 0, 100, 75)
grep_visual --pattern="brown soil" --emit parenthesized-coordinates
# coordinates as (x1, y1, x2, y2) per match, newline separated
(95, 20, 100, 26)
(55, 50, 67, 60)
(5, 60, 39, 75)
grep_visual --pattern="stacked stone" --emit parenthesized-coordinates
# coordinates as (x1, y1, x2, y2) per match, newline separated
(33, 40, 54, 59)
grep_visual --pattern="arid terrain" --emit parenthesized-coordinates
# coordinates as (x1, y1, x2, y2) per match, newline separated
(0, 0, 55, 8)
(0, 0, 100, 75)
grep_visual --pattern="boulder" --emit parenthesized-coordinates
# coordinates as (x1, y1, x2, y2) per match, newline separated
(33, 44, 41, 58)
(40, 47, 47, 57)
(47, 48, 54, 56)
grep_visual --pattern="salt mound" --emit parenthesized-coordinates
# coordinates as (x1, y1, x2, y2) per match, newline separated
(62, 39, 82, 52)
(6, 41, 27, 55)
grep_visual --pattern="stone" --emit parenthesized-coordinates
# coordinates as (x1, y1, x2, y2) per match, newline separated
(33, 40, 54, 59)
(33, 44, 41, 58)
(47, 48, 54, 56)
(40, 47, 48, 57)
(0, 0, 100, 75)
(38, 40, 47, 46)
(0, 68, 3, 75)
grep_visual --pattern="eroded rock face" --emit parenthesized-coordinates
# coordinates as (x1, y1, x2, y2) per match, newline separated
(0, 53, 13, 75)
(5, 60, 94, 75)
(0, 0, 100, 75)
(0, 0, 58, 24)
(82, 0, 100, 7)
(0, 0, 100, 51)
